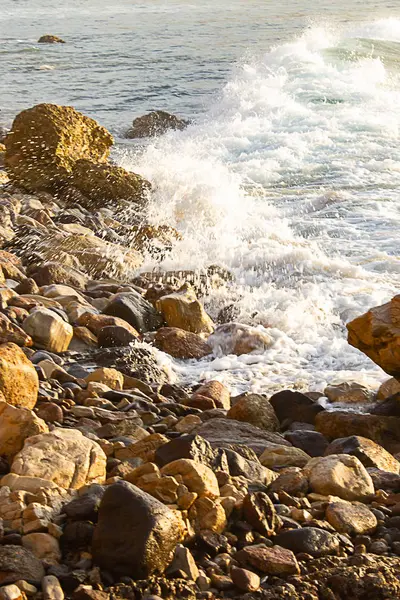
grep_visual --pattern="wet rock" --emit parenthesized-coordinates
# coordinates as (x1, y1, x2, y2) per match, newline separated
(11, 428, 106, 489)
(0, 343, 39, 409)
(160, 458, 219, 498)
(324, 382, 375, 404)
(304, 454, 375, 501)
(227, 393, 279, 431)
(326, 502, 377, 535)
(194, 418, 290, 457)
(284, 430, 328, 457)
(103, 291, 163, 333)
(259, 445, 310, 468)
(92, 481, 185, 579)
(0, 401, 48, 459)
(274, 527, 340, 558)
(30, 263, 87, 289)
(156, 285, 214, 334)
(315, 411, 400, 454)
(5, 104, 112, 192)
(97, 326, 137, 348)
(77, 313, 139, 338)
(324, 436, 400, 474)
(70, 160, 150, 209)
(125, 110, 188, 139)
(236, 544, 300, 575)
(243, 491, 281, 537)
(0, 546, 45, 585)
(154, 327, 212, 359)
(208, 322, 273, 356)
(38, 35, 66, 43)
(269, 390, 324, 426)
(377, 378, 400, 400)
(22, 308, 73, 353)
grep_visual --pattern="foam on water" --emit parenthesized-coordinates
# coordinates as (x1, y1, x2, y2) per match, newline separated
(118, 19, 400, 394)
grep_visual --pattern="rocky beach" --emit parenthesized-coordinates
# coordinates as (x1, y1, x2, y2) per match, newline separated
(0, 100, 397, 600)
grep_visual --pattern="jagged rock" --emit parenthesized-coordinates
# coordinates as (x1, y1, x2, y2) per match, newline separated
(92, 481, 185, 578)
(243, 492, 281, 537)
(22, 308, 73, 353)
(227, 393, 279, 431)
(70, 160, 150, 209)
(5, 104, 112, 192)
(190, 380, 230, 410)
(154, 327, 212, 359)
(125, 110, 188, 139)
(0, 343, 39, 409)
(324, 436, 399, 474)
(160, 458, 219, 498)
(274, 527, 340, 558)
(156, 285, 214, 334)
(0, 546, 45, 585)
(269, 390, 324, 425)
(38, 35, 66, 43)
(208, 323, 273, 356)
(304, 454, 375, 501)
(103, 291, 163, 333)
(194, 418, 290, 457)
(236, 544, 300, 575)
(188, 496, 226, 533)
(0, 314, 32, 347)
(0, 401, 48, 459)
(154, 434, 217, 469)
(11, 428, 106, 489)
(326, 502, 377, 535)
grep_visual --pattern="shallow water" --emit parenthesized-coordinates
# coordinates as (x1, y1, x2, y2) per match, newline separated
(2, 1, 400, 394)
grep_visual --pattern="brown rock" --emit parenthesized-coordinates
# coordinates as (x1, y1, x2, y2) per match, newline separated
(377, 378, 400, 400)
(324, 436, 399, 474)
(35, 402, 63, 424)
(125, 110, 188, 139)
(231, 566, 260, 592)
(188, 496, 227, 533)
(270, 390, 324, 425)
(160, 458, 219, 498)
(156, 285, 214, 334)
(227, 393, 279, 431)
(326, 501, 377, 535)
(38, 35, 65, 43)
(0, 343, 39, 409)
(236, 544, 300, 575)
(154, 327, 212, 359)
(243, 491, 281, 536)
(347, 295, 400, 376)
(77, 312, 139, 337)
(191, 380, 230, 410)
(22, 308, 73, 353)
(30, 262, 87, 289)
(208, 322, 273, 356)
(115, 434, 169, 463)
(5, 104, 112, 192)
(85, 367, 124, 390)
(324, 382, 375, 404)
(259, 445, 310, 468)
(0, 401, 48, 459)
(0, 314, 32, 347)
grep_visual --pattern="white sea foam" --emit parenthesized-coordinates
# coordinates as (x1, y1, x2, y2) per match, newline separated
(118, 19, 400, 393)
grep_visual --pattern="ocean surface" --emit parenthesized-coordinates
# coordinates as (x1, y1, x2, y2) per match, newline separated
(2, 0, 400, 393)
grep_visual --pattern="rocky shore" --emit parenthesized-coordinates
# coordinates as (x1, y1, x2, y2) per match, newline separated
(0, 103, 399, 599)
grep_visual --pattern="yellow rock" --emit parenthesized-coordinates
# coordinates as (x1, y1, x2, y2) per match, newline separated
(156, 285, 214, 334)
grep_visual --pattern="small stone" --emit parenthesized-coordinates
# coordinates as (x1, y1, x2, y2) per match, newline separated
(168, 545, 199, 580)
(0, 402, 48, 459)
(242, 491, 281, 537)
(38, 35, 65, 44)
(236, 544, 299, 575)
(259, 445, 310, 468)
(156, 285, 214, 334)
(230, 566, 260, 592)
(191, 381, 230, 410)
(274, 527, 340, 557)
(0, 343, 39, 409)
(0, 585, 23, 600)
(227, 393, 278, 431)
(42, 576, 64, 600)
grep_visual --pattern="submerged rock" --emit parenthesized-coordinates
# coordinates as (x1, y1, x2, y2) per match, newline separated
(92, 481, 185, 578)
(208, 322, 273, 356)
(38, 35, 66, 43)
(125, 110, 188, 138)
(154, 327, 212, 359)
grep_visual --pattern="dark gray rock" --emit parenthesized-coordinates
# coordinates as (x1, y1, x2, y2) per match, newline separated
(274, 527, 339, 557)
(92, 481, 184, 579)
(0, 545, 45, 585)
(97, 325, 138, 348)
(125, 111, 188, 139)
(284, 430, 329, 457)
(103, 291, 163, 333)
(224, 449, 270, 483)
(64, 485, 106, 521)
(155, 434, 217, 468)
(269, 390, 324, 425)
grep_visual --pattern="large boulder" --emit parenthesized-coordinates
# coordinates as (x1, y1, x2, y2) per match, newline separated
(0, 342, 39, 409)
(5, 104, 113, 191)
(125, 110, 188, 139)
(11, 428, 107, 489)
(156, 285, 214, 334)
(194, 418, 290, 457)
(227, 393, 279, 432)
(160, 458, 219, 498)
(154, 327, 212, 359)
(70, 159, 150, 208)
(22, 308, 73, 353)
(0, 546, 45, 585)
(315, 410, 400, 454)
(103, 290, 163, 333)
(0, 401, 48, 459)
(326, 502, 377, 535)
(324, 435, 400, 474)
(92, 481, 185, 578)
(347, 295, 400, 376)
(269, 390, 324, 426)
(304, 454, 375, 501)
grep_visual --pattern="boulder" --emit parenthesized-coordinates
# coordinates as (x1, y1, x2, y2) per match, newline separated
(11, 428, 107, 489)
(30, 262, 87, 289)
(154, 327, 212, 359)
(324, 382, 375, 404)
(377, 378, 400, 400)
(38, 35, 65, 43)
(269, 390, 324, 425)
(227, 393, 279, 431)
(77, 312, 139, 337)
(125, 110, 188, 139)
(347, 295, 400, 376)
(326, 502, 377, 535)
(70, 159, 151, 209)
(269, 468, 309, 495)
(370, 393, 400, 417)
(284, 429, 328, 457)
(224, 448, 275, 484)
(188, 496, 226, 533)
(274, 527, 340, 558)
(22, 308, 73, 353)
(194, 418, 290, 456)
(154, 434, 217, 469)
(103, 291, 163, 333)
(304, 454, 375, 501)
(97, 325, 138, 348)
(0, 313, 32, 347)
(259, 445, 310, 468)
(0, 546, 45, 585)
(207, 322, 273, 356)
(92, 481, 185, 578)
(156, 285, 214, 334)
(191, 380, 230, 410)
(0, 401, 48, 459)
(324, 436, 400, 474)
(22, 533, 61, 563)
(231, 567, 260, 593)
(315, 411, 400, 454)
(0, 343, 39, 409)
(85, 367, 124, 390)
(236, 545, 299, 575)
(5, 104, 112, 191)
(160, 458, 219, 498)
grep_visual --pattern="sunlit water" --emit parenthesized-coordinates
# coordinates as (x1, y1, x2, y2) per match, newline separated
(2, 1, 400, 394)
